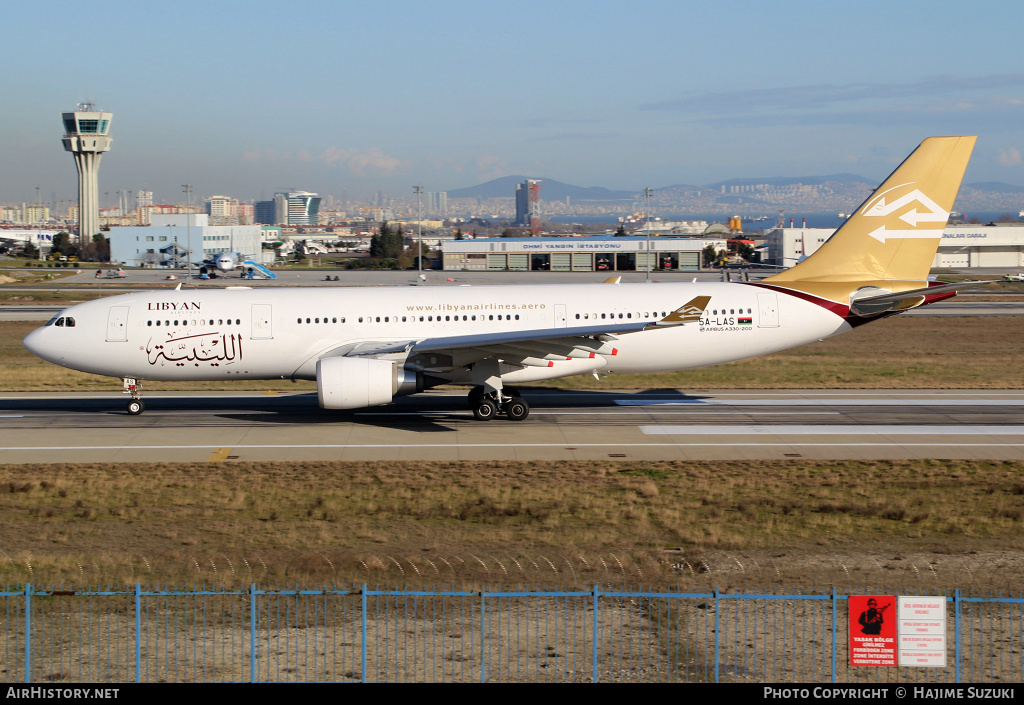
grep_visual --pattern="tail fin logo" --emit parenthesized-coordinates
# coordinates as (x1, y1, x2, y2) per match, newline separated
(861, 182, 949, 243)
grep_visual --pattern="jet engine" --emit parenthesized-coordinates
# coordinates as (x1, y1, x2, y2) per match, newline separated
(316, 357, 424, 409)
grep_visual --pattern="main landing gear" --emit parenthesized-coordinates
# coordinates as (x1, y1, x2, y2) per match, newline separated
(123, 377, 145, 415)
(467, 386, 530, 421)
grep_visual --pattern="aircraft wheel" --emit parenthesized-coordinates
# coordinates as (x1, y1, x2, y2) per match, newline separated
(127, 400, 145, 416)
(472, 398, 497, 421)
(505, 396, 530, 421)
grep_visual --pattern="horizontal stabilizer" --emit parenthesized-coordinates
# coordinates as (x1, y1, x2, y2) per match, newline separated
(849, 280, 991, 317)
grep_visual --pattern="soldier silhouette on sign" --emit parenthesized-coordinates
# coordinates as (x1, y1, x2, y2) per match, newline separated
(857, 598, 889, 635)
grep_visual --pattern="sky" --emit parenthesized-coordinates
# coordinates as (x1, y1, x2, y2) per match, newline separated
(3, 0, 1024, 207)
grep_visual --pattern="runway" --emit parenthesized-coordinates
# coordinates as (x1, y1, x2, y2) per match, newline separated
(1, 389, 1023, 463)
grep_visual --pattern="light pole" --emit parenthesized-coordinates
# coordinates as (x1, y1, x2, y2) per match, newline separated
(413, 185, 424, 282)
(643, 187, 653, 282)
(182, 184, 193, 280)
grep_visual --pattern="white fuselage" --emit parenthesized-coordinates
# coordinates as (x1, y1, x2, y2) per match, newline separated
(23, 282, 851, 384)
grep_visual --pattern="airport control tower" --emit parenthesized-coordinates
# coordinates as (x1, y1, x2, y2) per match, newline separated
(61, 103, 113, 241)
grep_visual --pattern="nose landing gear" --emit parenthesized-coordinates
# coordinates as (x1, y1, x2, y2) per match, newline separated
(123, 377, 145, 415)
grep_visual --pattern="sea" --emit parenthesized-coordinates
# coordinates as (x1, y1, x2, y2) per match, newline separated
(548, 211, 1019, 231)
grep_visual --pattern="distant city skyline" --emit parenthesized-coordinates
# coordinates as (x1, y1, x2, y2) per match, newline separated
(2, 1, 1023, 205)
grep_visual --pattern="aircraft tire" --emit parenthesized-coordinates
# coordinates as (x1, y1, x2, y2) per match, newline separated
(472, 398, 497, 421)
(127, 400, 145, 416)
(505, 396, 529, 421)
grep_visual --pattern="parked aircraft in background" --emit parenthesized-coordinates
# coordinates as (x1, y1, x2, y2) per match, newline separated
(24, 137, 982, 420)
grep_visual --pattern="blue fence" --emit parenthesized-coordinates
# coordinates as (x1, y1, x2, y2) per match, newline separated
(1, 585, 1022, 683)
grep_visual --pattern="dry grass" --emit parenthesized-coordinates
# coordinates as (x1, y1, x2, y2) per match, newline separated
(1, 459, 1023, 590)
(3, 316, 1024, 391)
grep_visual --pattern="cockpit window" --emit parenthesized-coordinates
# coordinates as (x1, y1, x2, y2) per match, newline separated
(55, 318, 64, 327)
(45, 316, 60, 326)
(65, 317, 75, 327)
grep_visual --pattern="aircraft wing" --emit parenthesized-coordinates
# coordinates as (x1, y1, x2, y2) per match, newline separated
(317, 295, 712, 371)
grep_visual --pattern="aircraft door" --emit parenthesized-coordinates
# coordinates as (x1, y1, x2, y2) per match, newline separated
(757, 292, 779, 328)
(554, 304, 567, 328)
(106, 306, 130, 342)
(251, 304, 273, 339)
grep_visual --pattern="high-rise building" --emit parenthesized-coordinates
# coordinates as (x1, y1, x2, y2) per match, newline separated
(273, 191, 321, 225)
(427, 191, 448, 217)
(61, 103, 113, 241)
(206, 195, 237, 218)
(254, 200, 275, 225)
(135, 190, 153, 225)
(515, 179, 541, 231)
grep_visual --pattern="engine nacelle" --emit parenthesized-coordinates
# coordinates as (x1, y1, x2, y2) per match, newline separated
(317, 357, 424, 409)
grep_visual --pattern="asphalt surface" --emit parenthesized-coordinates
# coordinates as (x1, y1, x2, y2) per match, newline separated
(1, 389, 1022, 463)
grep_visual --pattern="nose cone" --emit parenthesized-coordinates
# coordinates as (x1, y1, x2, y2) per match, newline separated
(23, 326, 62, 365)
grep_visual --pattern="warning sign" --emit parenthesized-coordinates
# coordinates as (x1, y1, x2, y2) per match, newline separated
(898, 596, 947, 667)
(849, 595, 897, 666)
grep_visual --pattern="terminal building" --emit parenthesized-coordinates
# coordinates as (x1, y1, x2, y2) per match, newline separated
(764, 223, 1024, 269)
(108, 214, 267, 267)
(440, 236, 727, 272)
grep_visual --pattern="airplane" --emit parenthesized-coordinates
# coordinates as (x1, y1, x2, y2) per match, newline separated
(23, 136, 984, 420)
(199, 252, 277, 280)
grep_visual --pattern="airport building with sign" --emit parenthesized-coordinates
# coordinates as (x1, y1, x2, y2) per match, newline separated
(764, 223, 1024, 269)
(440, 236, 727, 272)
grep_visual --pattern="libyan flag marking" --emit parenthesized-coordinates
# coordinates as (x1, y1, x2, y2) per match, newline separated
(738, 317, 752, 325)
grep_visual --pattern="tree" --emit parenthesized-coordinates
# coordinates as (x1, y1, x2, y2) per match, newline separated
(614, 224, 628, 237)
(50, 231, 74, 257)
(22, 241, 39, 260)
(702, 244, 718, 267)
(737, 242, 756, 261)
(78, 233, 109, 262)
(454, 228, 464, 241)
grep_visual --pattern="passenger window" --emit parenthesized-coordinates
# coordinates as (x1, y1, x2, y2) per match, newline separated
(297, 318, 302, 324)
(156, 321, 161, 326)
(515, 314, 519, 320)
(147, 321, 153, 327)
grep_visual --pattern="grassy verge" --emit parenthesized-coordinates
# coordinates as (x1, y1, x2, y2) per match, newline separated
(0, 459, 1020, 588)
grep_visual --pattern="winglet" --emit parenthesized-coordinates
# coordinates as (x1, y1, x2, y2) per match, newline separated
(649, 295, 711, 328)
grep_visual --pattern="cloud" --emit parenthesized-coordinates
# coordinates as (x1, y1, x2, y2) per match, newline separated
(339, 148, 411, 178)
(475, 154, 509, 181)
(527, 131, 620, 143)
(640, 74, 1024, 117)
(242, 146, 411, 177)
(999, 148, 1022, 166)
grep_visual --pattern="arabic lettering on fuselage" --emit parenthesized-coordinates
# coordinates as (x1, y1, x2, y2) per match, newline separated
(146, 332, 242, 367)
